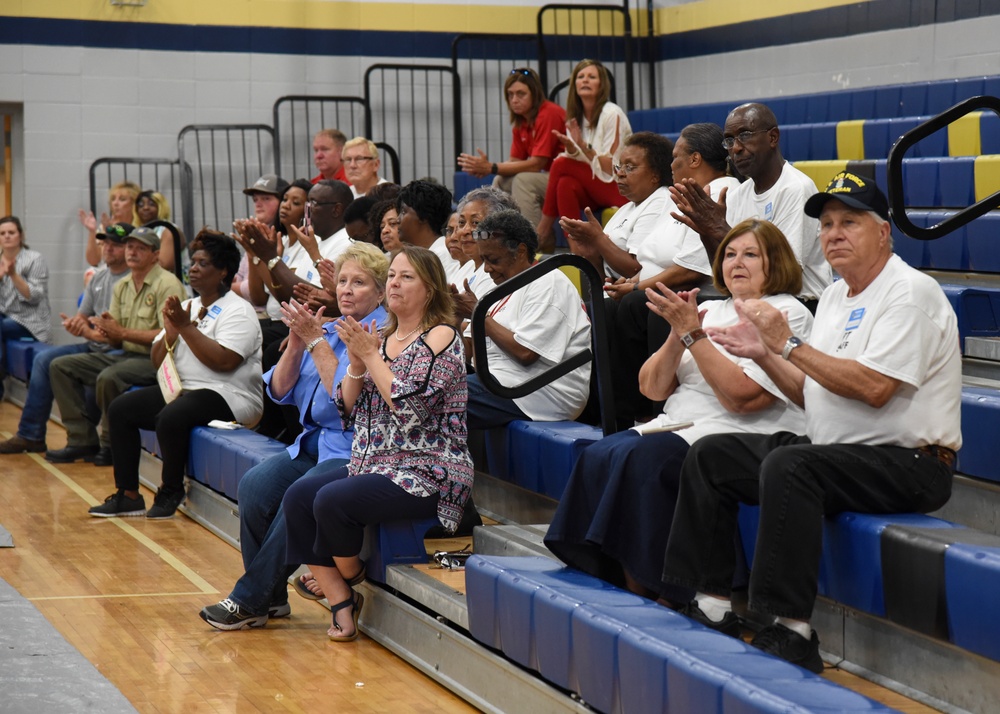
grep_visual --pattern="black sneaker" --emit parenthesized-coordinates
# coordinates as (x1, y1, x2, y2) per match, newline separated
(89, 490, 146, 518)
(146, 489, 185, 520)
(268, 602, 291, 619)
(750, 623, 824, 674)
(200, 599, 268, 630)
(679, 601, 743, 638)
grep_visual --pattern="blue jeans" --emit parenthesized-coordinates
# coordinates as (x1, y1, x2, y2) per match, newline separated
(466, 373, 528, 429)
(17, 343, 89, 442)
(229, 444, 349, 616)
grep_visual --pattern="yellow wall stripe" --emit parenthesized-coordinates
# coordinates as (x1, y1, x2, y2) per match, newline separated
(949, 112, 983, 158)
(836, 120, 866, 161)
(2, 0, 872, 36)
(974, 155, 1000, 202)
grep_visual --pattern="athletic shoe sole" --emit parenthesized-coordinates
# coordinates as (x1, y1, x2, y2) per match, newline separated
(199, 609, 268, 631)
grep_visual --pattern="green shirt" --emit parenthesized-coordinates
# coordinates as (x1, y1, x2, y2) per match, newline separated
(109, 264, 186, 354)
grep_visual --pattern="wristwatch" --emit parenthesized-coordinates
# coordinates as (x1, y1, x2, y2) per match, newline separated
(305, 336, 324, 353)
(266, 256, 281, 271)
(680, 328, 707, 349)
(782, 336, 804, 360)
(490, 163, 499, 175)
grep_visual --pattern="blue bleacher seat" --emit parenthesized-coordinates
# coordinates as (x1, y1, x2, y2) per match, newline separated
(5, 338, 46, 382)
(945, 543, 1000, 661)
(362, 516, 439, 583)
(186, 427, 287, 500)
(959, 386, 1000, 483)
(503, 420, 603, 499)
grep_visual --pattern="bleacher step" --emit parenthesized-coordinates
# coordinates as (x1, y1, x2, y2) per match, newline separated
(358, 576, 590, 714)
(931, 473, 1000, 536)
(965, 337, 1000, 362)
(473, 523, 558, 560)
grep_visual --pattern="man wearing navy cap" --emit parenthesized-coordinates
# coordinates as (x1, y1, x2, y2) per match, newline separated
(661, 172, 961, 672)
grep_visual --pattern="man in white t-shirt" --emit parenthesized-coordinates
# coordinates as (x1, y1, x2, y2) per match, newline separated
(661, 173, 960, 673)
(669, 103, 831, 304)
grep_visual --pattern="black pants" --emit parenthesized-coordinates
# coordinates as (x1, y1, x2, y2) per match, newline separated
(108, 385, 234, 495)
(662, 431, 953, 620)
(607, 291, 670, 428)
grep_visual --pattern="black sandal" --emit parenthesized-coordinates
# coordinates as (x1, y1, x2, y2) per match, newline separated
(291, 560, 366, 601)
(328, 590, 364, 642)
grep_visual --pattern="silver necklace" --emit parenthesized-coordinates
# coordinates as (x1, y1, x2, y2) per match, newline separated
(394, 325, 421, 342)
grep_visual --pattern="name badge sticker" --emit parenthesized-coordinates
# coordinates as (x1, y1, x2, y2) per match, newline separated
(845, 307, 865, 331)
(209, 305, 222, 319)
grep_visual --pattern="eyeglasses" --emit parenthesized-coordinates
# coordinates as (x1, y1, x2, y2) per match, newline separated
(343, 156, 375, 164)
(721, 129, 772, 150)
(510, 68, 532, 76)
(612, 162, 644, 175)
(472, 229, 506, 241)
(307, 199, 341, 208)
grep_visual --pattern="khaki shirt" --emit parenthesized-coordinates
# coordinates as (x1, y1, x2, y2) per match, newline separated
(110, 264, 186, 354)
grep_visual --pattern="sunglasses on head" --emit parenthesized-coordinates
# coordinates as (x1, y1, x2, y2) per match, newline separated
(510, 68, 532, 77)
(103, 224, 128, 238)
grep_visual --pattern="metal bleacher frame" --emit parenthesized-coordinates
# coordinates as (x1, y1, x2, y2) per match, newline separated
(176, 123, 276, 240)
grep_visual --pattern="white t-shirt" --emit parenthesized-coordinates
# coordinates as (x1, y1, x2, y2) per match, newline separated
(661, 176, 742, 279)
(642, 295, 812, 445)
(318, 227, 355, 263)
(154, 291, 264, 426)
(604, 186, 671, 279)
(429, 236, 464, 285)
(466, 263, 496, 299)
(452, 257, 477, 288)
(264, 237, 324, 320)
(559, 101, 633, 183)
(804, 254, 962, 449)
(637, 177, 742, 281)
(350, 176, 389, 199)
(480, 269, 592, 421)
(725, 162, 831, 300)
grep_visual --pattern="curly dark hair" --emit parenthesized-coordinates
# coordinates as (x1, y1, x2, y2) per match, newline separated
(680, 123, 729, 174)
(188, 229, 241, 290)
(397, 180, 454, 235)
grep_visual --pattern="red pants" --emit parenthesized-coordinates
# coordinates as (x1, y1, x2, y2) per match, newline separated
(542, 156, 627, 219)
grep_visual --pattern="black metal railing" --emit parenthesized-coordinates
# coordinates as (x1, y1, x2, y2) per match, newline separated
(88, 157, 189, 222)
(451, 33, 545, 174)
(272, 95, 369, 180)
(470, 254, 618, 436)
(887, 95, 1000, 240)
(538, 4, 635, 111)
(176, 124, 276, 239)
(364, 64, 462, 188)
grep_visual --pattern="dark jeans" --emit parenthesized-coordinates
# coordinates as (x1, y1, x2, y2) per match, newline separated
(107, 385, 234, 494)
(17, 343, 89, 441)
(662, 431, 953, 620)
(466, 372, 528, 429)
(284, 469, 439, 562)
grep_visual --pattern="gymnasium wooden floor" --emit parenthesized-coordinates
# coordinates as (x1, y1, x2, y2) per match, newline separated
(0, 402, 940, 713)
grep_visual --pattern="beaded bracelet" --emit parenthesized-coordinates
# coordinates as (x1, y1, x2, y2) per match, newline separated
(345, 367, 367, 380)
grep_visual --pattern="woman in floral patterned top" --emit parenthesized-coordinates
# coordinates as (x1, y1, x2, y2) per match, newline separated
(282, 244, 474, 642)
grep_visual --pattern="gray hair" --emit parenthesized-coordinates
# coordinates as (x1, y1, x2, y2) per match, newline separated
(456, 185, 519, 215)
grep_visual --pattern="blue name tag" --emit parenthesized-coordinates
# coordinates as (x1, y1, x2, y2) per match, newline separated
(764, 201, 774, 220)
(209, 305, 222, 319)
(845, 307, 865, 331)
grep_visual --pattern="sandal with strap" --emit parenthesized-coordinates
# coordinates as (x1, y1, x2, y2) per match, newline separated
(292, 561, 366, 601)
(328, 590, 364, 643)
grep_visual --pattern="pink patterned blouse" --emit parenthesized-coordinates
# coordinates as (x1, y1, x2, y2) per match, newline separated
(336, 325, 474, 534)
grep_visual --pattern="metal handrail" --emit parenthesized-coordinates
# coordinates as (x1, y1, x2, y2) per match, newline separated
(887, 95, 1000, 240)
(470, 253, 618, 436)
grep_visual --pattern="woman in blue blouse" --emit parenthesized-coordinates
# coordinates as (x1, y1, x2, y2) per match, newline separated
(199, 242, 389, 630)
(282, 245, 474, 642)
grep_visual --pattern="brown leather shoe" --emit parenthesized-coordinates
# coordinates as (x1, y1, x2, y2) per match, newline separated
(0, 435, 46, 454)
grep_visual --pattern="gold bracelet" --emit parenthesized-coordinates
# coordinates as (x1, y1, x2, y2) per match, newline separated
(345, 367, 367, 380)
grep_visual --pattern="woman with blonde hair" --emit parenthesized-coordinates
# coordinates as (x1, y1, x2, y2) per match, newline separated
(80, 181, 140, 267)
(282, 245, 473, 642)
(136, 189, 184, 274)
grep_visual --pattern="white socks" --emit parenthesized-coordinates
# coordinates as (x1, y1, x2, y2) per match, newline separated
(775, 616, 812, 640)
(694, 592, 733, 623)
